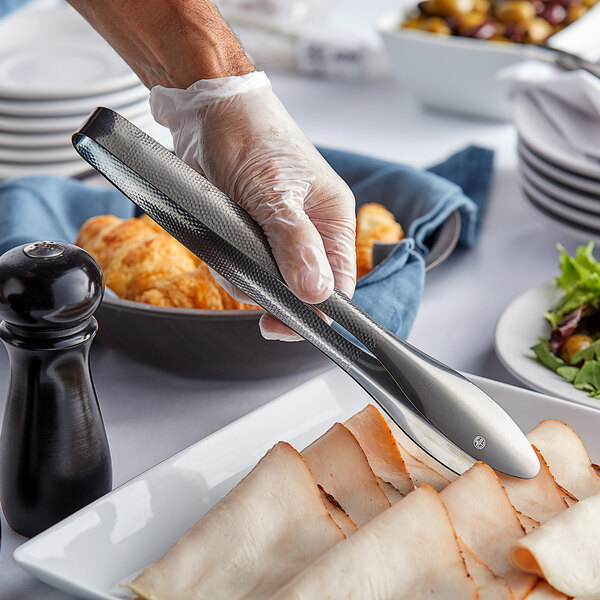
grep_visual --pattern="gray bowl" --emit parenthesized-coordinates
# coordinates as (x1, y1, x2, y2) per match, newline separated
(95, 210, 461, 379)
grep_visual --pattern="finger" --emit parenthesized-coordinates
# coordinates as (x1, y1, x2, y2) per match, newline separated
(251, 200, 335, 305)
(319, 226, 357, 299)
(306, 188, 357, 299)
(209, 268, 258, 305)
(259, 313, 303, 342)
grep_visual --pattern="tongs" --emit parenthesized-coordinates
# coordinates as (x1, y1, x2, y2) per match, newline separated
(72, 108, 539, 479)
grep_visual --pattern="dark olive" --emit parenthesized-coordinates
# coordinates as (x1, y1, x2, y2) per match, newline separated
(503, 22, 528, 41)
(531, 0, 545, 14)
(541, 1, 568, 24)
(418, 1, 435, 14)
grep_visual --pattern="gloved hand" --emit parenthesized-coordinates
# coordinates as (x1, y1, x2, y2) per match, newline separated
(150, 71, 356, 341)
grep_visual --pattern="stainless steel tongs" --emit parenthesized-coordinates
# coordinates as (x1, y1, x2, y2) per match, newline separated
(72, 108, 540, 479)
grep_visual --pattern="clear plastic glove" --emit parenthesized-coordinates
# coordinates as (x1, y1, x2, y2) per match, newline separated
(150, 71, 356, 341)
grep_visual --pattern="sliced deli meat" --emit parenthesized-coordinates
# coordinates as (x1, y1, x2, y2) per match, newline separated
(387, 419, 456, 486)
(525, 580, 568, 599)
(498, 447, 568, 524)
(441, 462, 536, 599)
(271, 485, 478, 600)
(511, 492, 600, 599)
(126, 442, 345, 600)
(302, 422, 391, 526)
(516, 512, 540, 534)
(376, 477, 405, 504)
(345, 405, 414, 495)
(458, 540, 513, 600)
(319, 487, 358, 537)
(527, 420, 600, 500)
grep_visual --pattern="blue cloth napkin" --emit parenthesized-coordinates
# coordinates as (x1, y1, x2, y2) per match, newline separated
(320, 146, 493, 337)
(0, 145, 493, 339)
(0, 0, 27, 19)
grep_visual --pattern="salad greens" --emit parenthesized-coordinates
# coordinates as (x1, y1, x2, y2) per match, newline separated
(545, 242, 600, 329)
(533, 243, 600, 400)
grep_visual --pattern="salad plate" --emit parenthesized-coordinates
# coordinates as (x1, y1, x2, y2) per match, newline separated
(495, 280, 600, 409)
(14, 368, 600, 599)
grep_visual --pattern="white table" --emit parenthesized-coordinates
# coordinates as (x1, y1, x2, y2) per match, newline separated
(0, 71, 587, 599)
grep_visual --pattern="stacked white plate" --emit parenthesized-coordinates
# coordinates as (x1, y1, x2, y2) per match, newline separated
(0, 2, 169, 181)
(514, 93, 600, 242)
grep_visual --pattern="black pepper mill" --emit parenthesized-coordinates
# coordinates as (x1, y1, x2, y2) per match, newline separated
(0, 241, 112, 538)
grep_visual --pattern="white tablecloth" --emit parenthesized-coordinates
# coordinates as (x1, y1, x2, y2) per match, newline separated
(0, 71, 587, 599)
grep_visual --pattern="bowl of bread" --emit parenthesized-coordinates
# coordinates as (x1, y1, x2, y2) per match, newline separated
(76, 204, 460, 379)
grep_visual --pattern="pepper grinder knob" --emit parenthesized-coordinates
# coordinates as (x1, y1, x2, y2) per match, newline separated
(0, 241, 103, 331)
(0, 241, 112, 538)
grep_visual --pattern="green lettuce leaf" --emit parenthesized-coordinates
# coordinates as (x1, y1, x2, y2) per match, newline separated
(545, 243, 600, 329)
(573, 360, 600, 395)
(531, 340, 564, 372)
(556, 366, 579, 382)
(570, 339, 600, 364)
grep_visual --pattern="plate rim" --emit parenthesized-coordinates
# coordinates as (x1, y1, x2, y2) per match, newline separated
(519, 172, 600, 231)
(518, 141, 600, 195)
(520, 164, 600, 219)
(517, 140, 600, 203)
(0, 84, 148, 118)
(521, 185, 600, 244)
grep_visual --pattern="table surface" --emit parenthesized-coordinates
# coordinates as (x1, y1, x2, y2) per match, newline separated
(0, 57, 592, 600)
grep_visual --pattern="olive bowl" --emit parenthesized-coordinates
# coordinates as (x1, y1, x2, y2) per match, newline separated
(94, 211, 461, 379)
(378, 2, 600, 120)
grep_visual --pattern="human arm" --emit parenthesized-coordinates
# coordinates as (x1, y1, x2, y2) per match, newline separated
(67, 0, 357, 339)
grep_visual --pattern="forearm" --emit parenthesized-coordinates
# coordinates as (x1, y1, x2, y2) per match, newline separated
(67, 0, 255, 88)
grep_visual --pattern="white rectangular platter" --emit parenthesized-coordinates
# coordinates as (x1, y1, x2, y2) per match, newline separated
(14, 368, 600, 600)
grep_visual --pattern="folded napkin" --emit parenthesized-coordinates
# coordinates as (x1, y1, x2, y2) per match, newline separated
(501, 62, 600, 161)
(0, 145, 493, 339)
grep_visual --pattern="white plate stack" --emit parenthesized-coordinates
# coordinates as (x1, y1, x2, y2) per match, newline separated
(514, 93, 600, 242)
(0, 2, 170, 181)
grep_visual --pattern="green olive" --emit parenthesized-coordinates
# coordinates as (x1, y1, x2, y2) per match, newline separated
(525, 17, 554, 43)
(566, 4, 587, 23)
(418, 16, 453, 34)
(458, 11, 488, 28)
(403, 16, 424, 29)
(430, 0, 476, 16)
(473, 0, 492, 12)
(495, 1, 536, 23)
(559, 334, 594, 364)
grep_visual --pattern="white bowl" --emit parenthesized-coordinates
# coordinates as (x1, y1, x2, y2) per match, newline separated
(378, 3, 600, 120)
